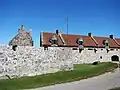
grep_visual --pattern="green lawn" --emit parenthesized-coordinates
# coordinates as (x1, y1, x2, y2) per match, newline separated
(110, 87, 120, 90)
(0, 62, 117, 90)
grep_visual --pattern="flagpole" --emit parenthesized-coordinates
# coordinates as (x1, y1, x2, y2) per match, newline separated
(67, 16, 68, 45)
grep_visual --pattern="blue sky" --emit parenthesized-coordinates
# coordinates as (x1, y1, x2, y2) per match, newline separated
(0, 0, 120, 47)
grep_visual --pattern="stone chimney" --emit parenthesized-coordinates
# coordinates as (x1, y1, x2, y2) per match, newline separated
(18, 28, 21, 34)
(88, 32, 99, 46)
(56, 30, 62, 35)
(21, 25, 25, 31)
(109, 35, 114, 39)
(56, 29, 66, 45)
(88, 33, 92, 37)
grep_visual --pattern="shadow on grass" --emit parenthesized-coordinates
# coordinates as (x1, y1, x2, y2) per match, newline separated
(109, 87, 120, 90)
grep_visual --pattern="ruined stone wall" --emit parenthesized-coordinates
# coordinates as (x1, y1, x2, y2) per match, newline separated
(0, 46, 120, 78)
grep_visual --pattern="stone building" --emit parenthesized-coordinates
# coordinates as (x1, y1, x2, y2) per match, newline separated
(40, 30, 120, 61)
(9, 25, 33, 50)
(40, 30, 120, 49)
(1, 27, 120, 78)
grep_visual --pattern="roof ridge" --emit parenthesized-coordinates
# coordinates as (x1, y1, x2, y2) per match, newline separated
(43, 32, 55, 34)
(91, 36, 99, 46)
(113, 38, 120, 46)
(93, 36, 109, 38)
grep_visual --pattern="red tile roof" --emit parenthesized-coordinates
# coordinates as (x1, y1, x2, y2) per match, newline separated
(62, 34, 96, 47)
(42, 32, 96, 47)
(114, 38, 120, 46)
(42, 32, 63, 46)
(41, 32, 120, 48)
(94, 36, 120, 48)
(109, 39, 120, 48)
(115, 38, 120, 43)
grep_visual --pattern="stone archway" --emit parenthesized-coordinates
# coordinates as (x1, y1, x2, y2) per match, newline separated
(111, 55, 119, 61)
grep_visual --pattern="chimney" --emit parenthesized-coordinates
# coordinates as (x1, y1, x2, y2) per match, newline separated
(88, 33, 92, 37)
(18, 28, 21, 33)
(56, 29, 66, 45)
(109, 35, 114, 39)
(21, 25, 25, 31)
(56, 30, 62, 35)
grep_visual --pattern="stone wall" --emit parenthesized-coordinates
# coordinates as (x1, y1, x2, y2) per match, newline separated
(0, 46, 120, 78)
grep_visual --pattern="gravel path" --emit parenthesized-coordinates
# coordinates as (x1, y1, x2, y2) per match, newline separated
(26, 69, 120, 90)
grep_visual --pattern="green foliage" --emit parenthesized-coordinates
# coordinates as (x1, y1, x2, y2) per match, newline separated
(0, 62, 117, 90)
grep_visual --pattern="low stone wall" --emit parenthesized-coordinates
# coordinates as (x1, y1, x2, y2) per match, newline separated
(0, 46, 120, 78)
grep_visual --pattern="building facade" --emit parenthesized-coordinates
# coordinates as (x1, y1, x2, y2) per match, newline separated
(0, 26, 120, 78)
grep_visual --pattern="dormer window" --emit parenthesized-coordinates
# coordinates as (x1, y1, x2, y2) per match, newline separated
(105, 40, 109, 46)
(103, 40, 110, 53)
(77, 38, 84, 53)
(103, 40, 109, 46)
(49, 35, 58, 46)
(77, 38, 83, 45)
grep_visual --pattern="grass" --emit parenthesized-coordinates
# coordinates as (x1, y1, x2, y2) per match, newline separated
(0, 62, 117, 90)
(110, 87, 120, 90)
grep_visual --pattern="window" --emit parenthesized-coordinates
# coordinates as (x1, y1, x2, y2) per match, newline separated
(110, 49, 114, 51)
(88, 48, 93, 50)
(49, 35, 58, 45)
(72, 48, 78, 50)
(53, 40, 58, 45)
(100, 56, 102, 59)
(79, 41, 83, 45)
(44, 46, 48, 50)
(77, 38, 83, 45)
(12, 45, 17, 51)
(103, 40, 109, 46)
(94, 49, 97, 53)
(105, 43, 109, 46)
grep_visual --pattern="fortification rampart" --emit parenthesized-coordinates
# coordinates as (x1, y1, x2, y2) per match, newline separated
(0, 46, 120, 78)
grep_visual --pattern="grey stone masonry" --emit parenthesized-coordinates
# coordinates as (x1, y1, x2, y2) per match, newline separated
(0, 46, 120, 79)
(9, 25, 33, 46)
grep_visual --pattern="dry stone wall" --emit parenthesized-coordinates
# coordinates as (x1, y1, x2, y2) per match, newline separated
(0, 46, 120, 78)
